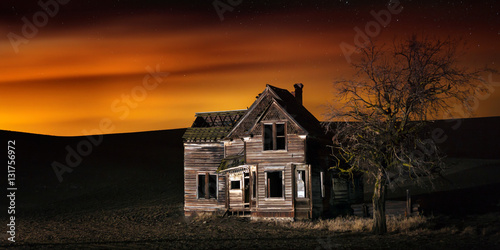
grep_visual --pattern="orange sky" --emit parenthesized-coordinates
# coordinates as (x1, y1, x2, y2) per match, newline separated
(0, 1, 499, 135)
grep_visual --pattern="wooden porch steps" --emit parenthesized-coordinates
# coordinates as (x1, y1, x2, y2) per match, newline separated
(223, 209, 252, 217)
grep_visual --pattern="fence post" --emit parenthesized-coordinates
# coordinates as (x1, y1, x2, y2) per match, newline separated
(405, 189, 411, 218)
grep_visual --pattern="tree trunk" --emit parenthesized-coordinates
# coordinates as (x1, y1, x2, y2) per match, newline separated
(372, 173, 387, 234)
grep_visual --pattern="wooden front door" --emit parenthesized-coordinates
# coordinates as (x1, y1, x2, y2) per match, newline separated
(293, 164, 311, 219)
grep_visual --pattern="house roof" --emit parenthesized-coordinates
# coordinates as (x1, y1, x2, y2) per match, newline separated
(227, 84, 325, 139)
(266, 85, 324, 137)
(183, 84, 326, 142)
(183, 109, 247, 142)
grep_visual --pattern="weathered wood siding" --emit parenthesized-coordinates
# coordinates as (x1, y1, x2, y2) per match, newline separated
(228, 172, 246, 209)
(253, 164, 294, 216)
(229, 189, 244, 209)
(243, 134, 306, 217)
(246, 134, 305, 164)
(182, 84, 339, 219)
(217, 175, 227, 204)
(224, 139, 244, 157)
(184, 142, 224, 167)
(184, 142, 226, 215)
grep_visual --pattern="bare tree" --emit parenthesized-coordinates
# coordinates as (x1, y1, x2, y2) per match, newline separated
(325, 36, 495, 234)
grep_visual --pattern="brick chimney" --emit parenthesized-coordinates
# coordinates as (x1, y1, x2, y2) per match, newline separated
(293, 83, 303, 106)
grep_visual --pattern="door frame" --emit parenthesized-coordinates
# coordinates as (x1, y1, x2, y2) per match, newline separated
(293, 164, 312, 219)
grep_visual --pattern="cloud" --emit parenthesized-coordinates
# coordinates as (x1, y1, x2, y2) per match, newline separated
(0, 2, 498, 135)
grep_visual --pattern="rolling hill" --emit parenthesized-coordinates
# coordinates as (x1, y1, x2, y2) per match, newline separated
(1, 116, 499, 218)
(1, 128, 186, 216)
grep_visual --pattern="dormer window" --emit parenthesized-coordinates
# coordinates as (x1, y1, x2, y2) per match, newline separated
(263, 123, 286, 151)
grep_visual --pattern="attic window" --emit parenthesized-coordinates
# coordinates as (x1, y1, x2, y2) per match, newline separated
(263, 123, 286, 151)
(198, 173, 217, 199)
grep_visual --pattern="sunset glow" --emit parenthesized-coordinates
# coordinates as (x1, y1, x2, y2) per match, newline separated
(1, 1, 499, 135)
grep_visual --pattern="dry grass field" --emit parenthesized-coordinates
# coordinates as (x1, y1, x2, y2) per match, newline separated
(6, 199, 500, 249)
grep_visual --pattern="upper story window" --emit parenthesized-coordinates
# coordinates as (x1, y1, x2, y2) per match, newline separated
(263, 123, 286, 151)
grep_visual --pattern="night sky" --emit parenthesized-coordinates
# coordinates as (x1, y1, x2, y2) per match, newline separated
(1, 0, 499, 135)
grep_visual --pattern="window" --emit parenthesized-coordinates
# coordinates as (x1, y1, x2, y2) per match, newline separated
(296, 170, 306, 198)
(198, 173, 217, 199)
(264, 124, 273, 150)
(244, 173, 250, 204)
(263, 123, 286, 151)
(230, 180, 241, 190)
(252, 171, 257, 199)
(266, 171, 283, 198)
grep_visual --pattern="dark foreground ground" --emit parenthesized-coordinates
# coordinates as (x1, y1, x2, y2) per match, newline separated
(4, 167, 500, 250)
(1, 125, 500, 249)
(5, 199, 500, 250)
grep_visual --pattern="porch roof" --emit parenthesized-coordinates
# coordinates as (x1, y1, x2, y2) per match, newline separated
(218, 165, 250, 174)
(217, 154, 245, 173)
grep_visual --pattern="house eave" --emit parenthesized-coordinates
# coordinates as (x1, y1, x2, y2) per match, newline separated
(218, 165, 250, 174)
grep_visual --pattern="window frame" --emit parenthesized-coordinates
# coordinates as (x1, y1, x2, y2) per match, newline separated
(263, 122, 287, 151)
(296, 169, 308, 199)
(265, 170, 285, 199)
(251, 170, 257, 200)
(230, 180, 241, 190)
(197, 172, 218, 199)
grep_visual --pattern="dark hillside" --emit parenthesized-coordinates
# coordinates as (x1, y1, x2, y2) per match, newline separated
(0, 129, 186, 216)
(387, 117, 500, 214)
(1, 119, 499, 248)
(337, 117, 500, 214)
(431, 116, 500, 159)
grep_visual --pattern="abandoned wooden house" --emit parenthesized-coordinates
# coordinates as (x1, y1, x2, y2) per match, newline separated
(183, 84, 362, 220)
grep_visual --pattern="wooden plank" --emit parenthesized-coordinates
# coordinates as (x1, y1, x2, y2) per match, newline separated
(245, 134, 306, 165)
(184, 142, 227, 214)
(225, 140, 244, 157)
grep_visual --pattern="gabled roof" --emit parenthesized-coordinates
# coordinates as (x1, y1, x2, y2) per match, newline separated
(267, 85, 324, 136)
(227, 84, 324, 138)
(183, 109, 246, 142)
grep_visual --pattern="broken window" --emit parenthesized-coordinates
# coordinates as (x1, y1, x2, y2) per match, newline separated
(244, 174, 250, 204)
(208, 175, 217, 198)
(230, 180, 241, 190)
(198, 173, 217, 199)
(296, 170, 306, 198)
(198, 175, 206, 198)
(266, 171, 283, 198)
(263, 123, 286, 151)
(263, 124, 273, 150)
(276, 124, 286, 150)
(252, 171, 257, 199)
